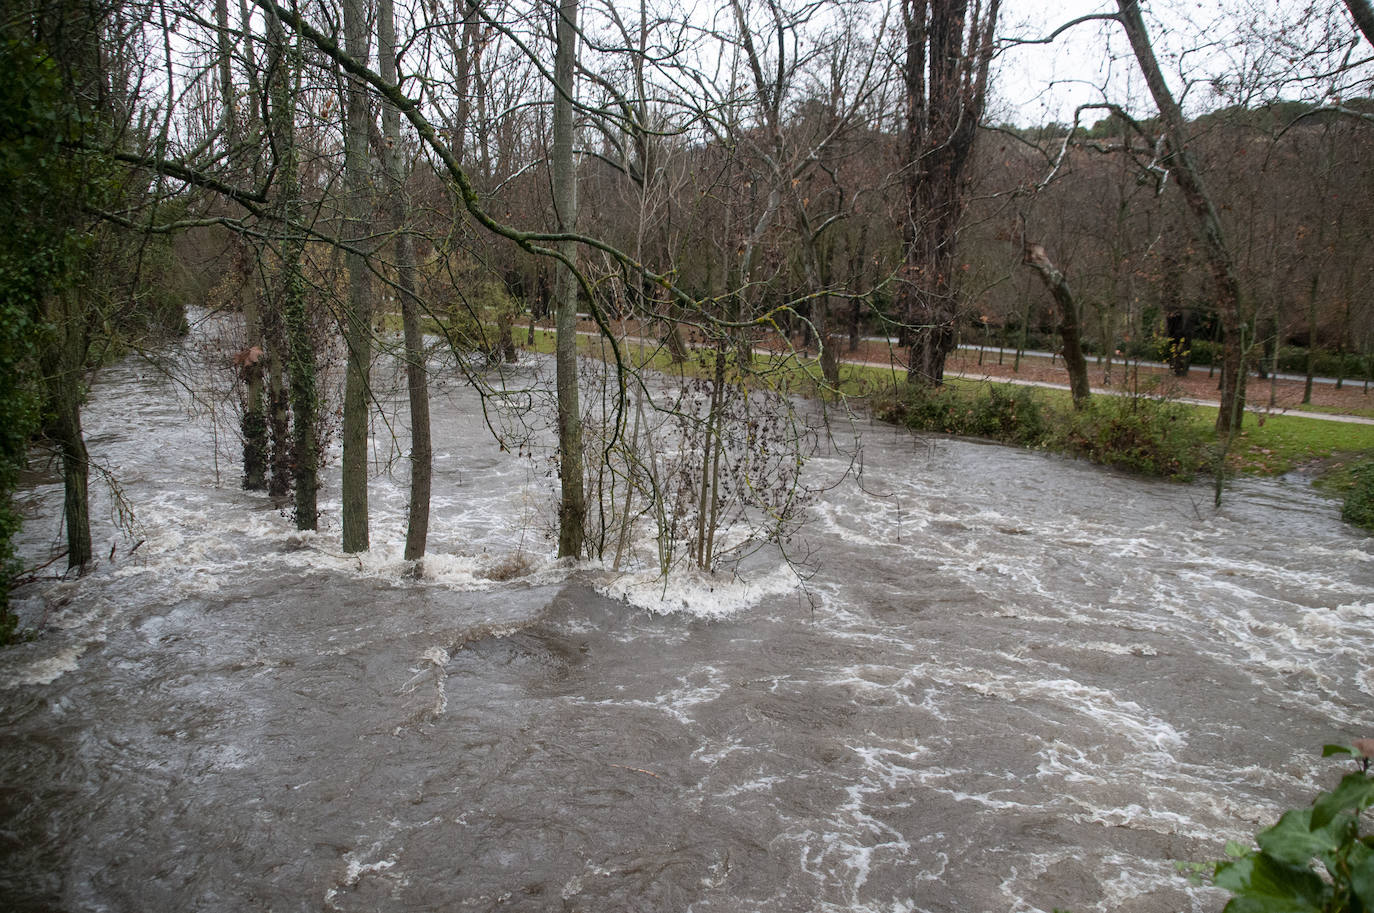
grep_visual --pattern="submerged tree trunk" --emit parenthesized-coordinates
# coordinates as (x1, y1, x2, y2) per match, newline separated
(42, 299, 92, 572)
(340, 0, 372, 553)
(217, 0, 269, 492)
(553, 0, 585, 558)
(1023, 243, 1091, 408)
(263, 304, 292, 499)
(1116, 0, 1248, 433)
(266, 10, 317, 529)
(238, 267, 269, 490)
(379, 0, 431, 561)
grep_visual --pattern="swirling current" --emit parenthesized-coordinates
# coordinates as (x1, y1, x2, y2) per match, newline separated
(1, 321, 1371, 912)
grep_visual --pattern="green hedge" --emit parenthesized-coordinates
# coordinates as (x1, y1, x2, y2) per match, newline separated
(1342, 460, 1374, 532)
(873, 382, 1207, 480)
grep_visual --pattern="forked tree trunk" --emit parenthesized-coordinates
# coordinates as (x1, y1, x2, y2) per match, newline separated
(1116, 0, 1248, 433)
(898, 0, 1001, 387)
(1023, 242, 1091, 408)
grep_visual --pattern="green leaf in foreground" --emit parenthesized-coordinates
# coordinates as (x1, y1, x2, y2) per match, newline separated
(1311, 772, 1374, 830)
(1214, 852, 1330, 913)
(1350, 841, 1374, 911)
(1255, 807, 1351, 869)
(1204, 747, 1373, 913)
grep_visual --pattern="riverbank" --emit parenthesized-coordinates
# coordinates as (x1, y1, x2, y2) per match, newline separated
(5, 334, 1371, 913)
(559, 316, 1374, 417)
(540, 319, 1374, 480)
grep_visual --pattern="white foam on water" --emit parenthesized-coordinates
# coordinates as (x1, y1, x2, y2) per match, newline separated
(996, 848, 1218, 913)
(1076, 640, 1159, 657)
(589, 666, 730, 725)
(324, 843, 399, 909)
(937, 668, 1187, 755)
(3, 644, 86, 686)
(597, 562, 800, 618)
(715, 772, 786, 798)
(1073, 801, 1216, 838)
(690, 735, 748, 766)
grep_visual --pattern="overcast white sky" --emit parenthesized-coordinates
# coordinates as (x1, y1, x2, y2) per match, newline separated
(992, 0, 1372, 127)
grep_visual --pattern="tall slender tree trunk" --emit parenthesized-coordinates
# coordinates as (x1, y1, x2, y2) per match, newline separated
(795, 214, 839, 386)
(1304, 272, 1320, 405)
(216, 0, 269, 491)
(341, 0, 373, 553)
(239, 279, 269, 490)
(1116, 0, 1248, 433)
(553, 0, 585, 558)
(43, 298, 92, 572)
(37, 0, 105, 573)
(264, 307, 292, 498)
(379, 0, 431, 561)
(266, 9, 317, 529)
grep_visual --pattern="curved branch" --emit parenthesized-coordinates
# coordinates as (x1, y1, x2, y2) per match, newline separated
(1003, 12, 1119, 47)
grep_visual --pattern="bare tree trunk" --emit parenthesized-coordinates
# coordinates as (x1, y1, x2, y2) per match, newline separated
(341, 0, 372, 553)
(216, 0, 269, 491)
(1023, 242, 1091, 408)
(793, 201, 840, 386)
(1304, 272, 1320, 405)
(379, 0, 431, 561)
(1116, 0, 1248, 433)
(267, 9, 317, 529)
(847, 223, 868, 353)
(238, 264, 269, 490)
(1343, 0, 1374, 46)
(42, 298, 92, 572)
(898, 0, 1001, 387)
(553, 0, 585, 558)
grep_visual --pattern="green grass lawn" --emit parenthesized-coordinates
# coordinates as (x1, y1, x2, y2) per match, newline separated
(1212, 411, 1374, 475)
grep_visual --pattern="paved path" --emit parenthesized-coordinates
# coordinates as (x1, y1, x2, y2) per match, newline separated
(572, 327, 1374, 427)
(861, 356, 1374, 426)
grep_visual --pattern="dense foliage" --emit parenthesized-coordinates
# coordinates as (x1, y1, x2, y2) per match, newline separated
(0, 36, 84, 634)
(1211, 744, 1374, 913)
(1342, 460, 1374, 532)
(872, 382, 1208, 480)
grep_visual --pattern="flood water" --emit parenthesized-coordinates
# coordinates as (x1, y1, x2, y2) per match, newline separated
(2, 320, 1371, 913)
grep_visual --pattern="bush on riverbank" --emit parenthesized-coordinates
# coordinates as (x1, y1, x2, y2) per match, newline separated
(1341, 459, 1374, 532)
(872, 382, 1051, 448)
(873, 382, 1208, 480)
(1055, 395, 1207, 480)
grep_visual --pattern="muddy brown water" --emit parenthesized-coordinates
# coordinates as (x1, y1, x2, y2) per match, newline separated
(1, 323, 1371, 912)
